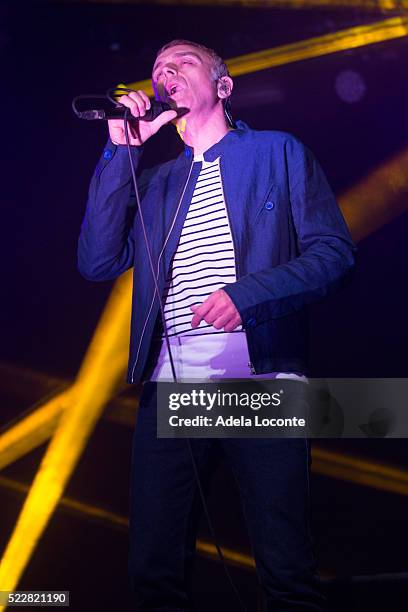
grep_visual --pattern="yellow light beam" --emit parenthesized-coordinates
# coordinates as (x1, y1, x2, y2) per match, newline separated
(0, 475, 129, 531)
(0, 473, 332, 579)
(339, 147, 408, 243)
(61, 0, 408, 11)
(0, 390, 72, 471)
(0, 471, 257, 570)
(312, 447, 408, 496)
(0, 271, 133, 599)
(74, 273, 132, 385)
(226, 16, 408, 76)
(0, 387, 139, 469)
(0, 362, 138, 448)
(125, 16, 408, 95)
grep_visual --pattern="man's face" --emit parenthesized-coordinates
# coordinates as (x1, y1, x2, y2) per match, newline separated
(152, 44, 218, 116)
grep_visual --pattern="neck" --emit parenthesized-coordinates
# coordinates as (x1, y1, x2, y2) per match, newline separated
(174, 107, 232, 156)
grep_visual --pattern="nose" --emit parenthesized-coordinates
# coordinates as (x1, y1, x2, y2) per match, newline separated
(163, 64, 177, 77)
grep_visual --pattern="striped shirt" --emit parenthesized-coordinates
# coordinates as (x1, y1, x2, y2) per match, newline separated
(159, 154, 242, 337)
(147, 152, 307, 383)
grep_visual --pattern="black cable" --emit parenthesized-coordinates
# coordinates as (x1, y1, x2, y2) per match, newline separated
(122, 111, 247, 612)
(185, 435, 248, 611)
(72, 94, 107, 116)
(123, 108, 178, 384)
(106, 86, 132, 106)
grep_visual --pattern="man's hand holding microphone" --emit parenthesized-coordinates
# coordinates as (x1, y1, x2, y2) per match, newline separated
(108, 90, 177, 147)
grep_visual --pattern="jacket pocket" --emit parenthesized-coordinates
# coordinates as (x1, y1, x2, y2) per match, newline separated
(254, 184, 277, 224)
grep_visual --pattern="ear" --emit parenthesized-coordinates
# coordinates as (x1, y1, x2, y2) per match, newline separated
(217, 76, 233, 101)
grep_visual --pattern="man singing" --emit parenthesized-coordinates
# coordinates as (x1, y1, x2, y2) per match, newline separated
(78, 39, 355, 611)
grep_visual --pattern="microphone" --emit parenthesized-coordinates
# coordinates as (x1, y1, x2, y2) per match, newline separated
(76, 100, 176, 122)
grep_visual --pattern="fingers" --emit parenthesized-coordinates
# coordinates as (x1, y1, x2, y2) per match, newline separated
(190, 296, 215, 328)
(190, 293, 220, 327)
(191, 304, 240, 331)
(108, 118, 140, 145)
(222, 314, 242, 332)
(190, 290, 242, 331)
(151, 108, 178, 131)
(107, 91, 177, 145)
(108, 90, 149, 144)
(118, 90, 151, 118)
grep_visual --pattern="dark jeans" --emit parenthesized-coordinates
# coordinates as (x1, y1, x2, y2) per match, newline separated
(128, 382, 326, 611)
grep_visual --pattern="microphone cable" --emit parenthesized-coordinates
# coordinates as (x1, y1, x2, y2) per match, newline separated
(121, 109, 248, 612)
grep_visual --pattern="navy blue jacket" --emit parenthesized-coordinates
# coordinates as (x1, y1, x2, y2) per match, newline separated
(78, 121, 356, 383)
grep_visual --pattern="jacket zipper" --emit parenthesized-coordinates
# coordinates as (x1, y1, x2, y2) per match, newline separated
(130, 160, 194, 382)
(219, 158, 257, 375)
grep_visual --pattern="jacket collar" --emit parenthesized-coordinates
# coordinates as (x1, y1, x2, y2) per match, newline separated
(182, 120, 249, 163)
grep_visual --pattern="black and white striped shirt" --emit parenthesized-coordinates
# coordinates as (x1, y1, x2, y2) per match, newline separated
(148, 152, 307, 382)
(160, 154, 242, 337)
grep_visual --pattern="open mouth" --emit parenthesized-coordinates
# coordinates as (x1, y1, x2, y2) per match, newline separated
(168, 84, 183, 97)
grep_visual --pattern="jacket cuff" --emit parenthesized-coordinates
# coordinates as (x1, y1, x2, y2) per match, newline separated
(222, 281, 259, 328)
(94, 138, 144, 180)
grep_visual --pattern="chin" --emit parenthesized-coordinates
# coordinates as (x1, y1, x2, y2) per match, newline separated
(170, 96, 185, 107)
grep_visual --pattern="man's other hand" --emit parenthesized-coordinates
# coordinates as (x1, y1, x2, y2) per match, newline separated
(190, 289, 242, 332)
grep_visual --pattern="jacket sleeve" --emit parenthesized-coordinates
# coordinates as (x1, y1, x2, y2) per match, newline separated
(77, 139, 143, 281)
(222, 138, 357, 326)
